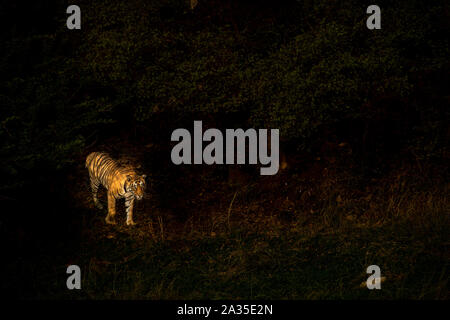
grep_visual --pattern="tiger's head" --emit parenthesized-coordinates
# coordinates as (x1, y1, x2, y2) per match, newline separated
(126, 174, 147, 200)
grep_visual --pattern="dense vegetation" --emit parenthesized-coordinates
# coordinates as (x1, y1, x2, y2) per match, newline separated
(0, 0, 448, 299)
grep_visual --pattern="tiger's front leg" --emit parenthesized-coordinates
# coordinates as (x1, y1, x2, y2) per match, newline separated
(105, 192, 117, 224)
(125, 195, 136, 226)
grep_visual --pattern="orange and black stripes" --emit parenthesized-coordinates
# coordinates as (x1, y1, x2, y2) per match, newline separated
(86, 152, 146, 225)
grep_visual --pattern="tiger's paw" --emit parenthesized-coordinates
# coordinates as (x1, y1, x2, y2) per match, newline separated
(126, 220, 136, 226)
(105, 215, 116, 225)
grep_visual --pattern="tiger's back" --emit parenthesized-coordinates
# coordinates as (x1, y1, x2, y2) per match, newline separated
(86, 152, 134, 198)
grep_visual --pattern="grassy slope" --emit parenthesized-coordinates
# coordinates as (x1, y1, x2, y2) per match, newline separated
(33, 156, 449, 300)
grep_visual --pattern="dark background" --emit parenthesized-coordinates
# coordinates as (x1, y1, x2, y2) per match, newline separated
(0, 0, 448, 299)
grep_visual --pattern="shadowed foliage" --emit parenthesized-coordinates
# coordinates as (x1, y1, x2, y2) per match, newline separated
(0, 0, 448, 299)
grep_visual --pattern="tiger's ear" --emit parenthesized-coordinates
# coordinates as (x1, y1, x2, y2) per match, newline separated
(126, 175, 132, 182)
(142, 174, 147, 179)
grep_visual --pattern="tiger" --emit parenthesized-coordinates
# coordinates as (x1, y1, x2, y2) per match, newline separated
(86, 152, 146, 226)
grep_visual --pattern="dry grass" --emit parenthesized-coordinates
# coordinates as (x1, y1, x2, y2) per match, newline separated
(42, 159, 448, 300)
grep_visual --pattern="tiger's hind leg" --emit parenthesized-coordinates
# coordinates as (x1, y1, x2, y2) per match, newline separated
(90, 176, 103, 209)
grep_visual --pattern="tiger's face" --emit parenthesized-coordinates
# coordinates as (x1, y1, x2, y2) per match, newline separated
(126, 174, 147, 200)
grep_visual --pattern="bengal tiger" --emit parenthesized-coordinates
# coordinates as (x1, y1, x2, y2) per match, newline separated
(86, 152, 146, 226)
